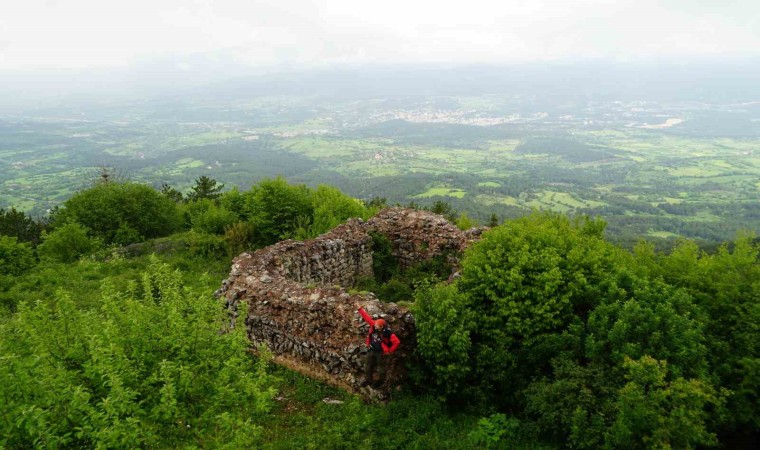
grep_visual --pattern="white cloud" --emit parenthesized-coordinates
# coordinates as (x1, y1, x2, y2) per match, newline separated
(0, 0, 758, 70)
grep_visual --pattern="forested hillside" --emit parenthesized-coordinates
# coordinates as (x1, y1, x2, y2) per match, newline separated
(1, 178, 757, 449)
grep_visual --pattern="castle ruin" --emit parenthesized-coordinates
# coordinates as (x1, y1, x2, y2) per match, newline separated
(215, 208, 483, 397)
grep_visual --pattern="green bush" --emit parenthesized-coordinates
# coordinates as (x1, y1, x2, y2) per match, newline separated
(414, 212, 724, 447)
(369, 231, 398, 283)
(647, 234, 760, 436)
(185, 199, 238, 235)
(37, 222, 101, 263)
(376, 278, 414, 303)
(179, 231, 228, 259)
(303, 185, 370, 238)
(0, 235, 36, 276)
(224, 221, 257, 256)
(220, 187, 247, 219)
(0, 207, 44, 244)
(0, 257, 278, 448)
(455, 212, 477, 230)
(468, 414, 521, 449)
(606, 356, 722, 449)
(244, 177, 315, 246)
(54, 182, 182, 245)
(414, 283, 474, 398)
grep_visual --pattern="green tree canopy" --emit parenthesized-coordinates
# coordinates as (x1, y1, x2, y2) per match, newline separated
(0, 207, 44, 245)
(415, 212, 722, 447)
(0, 235, 35, 276)
(301, 185, 370, 238)
(54, 182, 183, 245)
(187, 176, 224, 202)
(37, 222, 101, 263)
(244, 177, 314, 246)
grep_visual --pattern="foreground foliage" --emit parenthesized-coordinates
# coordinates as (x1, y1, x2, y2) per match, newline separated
(1, 179, 758, 448)
(0, 257, 278, 449)
(415, 212, 756, 448)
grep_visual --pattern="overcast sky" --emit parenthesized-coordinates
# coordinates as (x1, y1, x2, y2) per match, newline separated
(1, 0, 758, 71)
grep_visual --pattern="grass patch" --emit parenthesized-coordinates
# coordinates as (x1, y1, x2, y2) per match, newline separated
(526, 191, 606, 212)
(414, 187, 467, 199)
(475, 194, 522, 207)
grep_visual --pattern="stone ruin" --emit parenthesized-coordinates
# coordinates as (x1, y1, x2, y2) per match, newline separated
(215, 208, 484, 398)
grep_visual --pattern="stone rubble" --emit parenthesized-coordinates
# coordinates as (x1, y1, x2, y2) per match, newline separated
(215, 207, 484, 398)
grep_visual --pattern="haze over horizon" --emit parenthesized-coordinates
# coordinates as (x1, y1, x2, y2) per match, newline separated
(1, 0, 759, 72)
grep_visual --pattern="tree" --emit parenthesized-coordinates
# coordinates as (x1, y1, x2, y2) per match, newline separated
(418, 211, 721, 447)
(187, 176, 224, 201)
(300, 185, 370, 238)
(653, 234, 760, 435)
(0, 207, 44, 245)
(244, 177, 314, 246)
(488, 213, 499, 227)
(607, 356, 721, 449)
(416, 212, 622, 406)
(93, 165, 128, 185)
(454, 212, 475, 230)
(54, 182, 182, 245)
(37, 222, 101, 263)
(184, 199, 238, 235)
(426, 201, 457, 223)
(160, 183, 184, 203)
(414, 283, 474, 397)
(364, 196, 387, 212)
(0, 236, 35, 276)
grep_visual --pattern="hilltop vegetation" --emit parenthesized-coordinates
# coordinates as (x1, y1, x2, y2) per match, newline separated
(2, 90, 758, 248)
(1, 179, 758, 448)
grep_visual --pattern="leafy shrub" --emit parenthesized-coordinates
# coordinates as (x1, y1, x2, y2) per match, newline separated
(606, 356, 722, 449)
(414, 211, 724, 447)
(54, 182, 182, 245)
(244, 177, 314, 246)
(0, 207, 44, 244)
(648, 234, 760, 437)
(305, 185, 370, 238)
(414, 283, 474, 398)
(0, 257, 278, 448)
(180, 231, 228, 259)
(0, 235, 35, 276)
(455, 212, 477, 230)
(220, 187, 247, 219)
(369, 231, 398, 282)
(376, 278, 414, 303)
(468, 414, 521, 449)
(224, 221, 257, 256)
(185, 199, 238, 235)
(37, 222, 101, 263)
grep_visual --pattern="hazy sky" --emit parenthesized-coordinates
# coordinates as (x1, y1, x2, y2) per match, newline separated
(1, 0, 758, 70)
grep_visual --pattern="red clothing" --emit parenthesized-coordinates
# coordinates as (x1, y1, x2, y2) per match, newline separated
(358, 308, 400, 354)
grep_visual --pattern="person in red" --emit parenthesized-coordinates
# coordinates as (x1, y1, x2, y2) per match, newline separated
(357, 307, 400, 388)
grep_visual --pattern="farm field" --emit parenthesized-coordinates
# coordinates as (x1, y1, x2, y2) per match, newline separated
(1, 94, 758, 246)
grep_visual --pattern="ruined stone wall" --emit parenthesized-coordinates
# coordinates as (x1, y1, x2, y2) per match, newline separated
(367, 208, 472, 268)
(216, 208, 482, 398)
(274, 220, 374, 287)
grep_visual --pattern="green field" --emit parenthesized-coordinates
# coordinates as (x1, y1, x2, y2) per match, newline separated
(1, 97, 759, 244)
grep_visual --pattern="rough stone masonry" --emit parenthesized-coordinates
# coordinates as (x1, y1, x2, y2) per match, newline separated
(215, 208, 484, 398)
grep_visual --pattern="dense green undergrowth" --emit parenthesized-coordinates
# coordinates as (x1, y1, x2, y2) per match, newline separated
(1, 178, 759, 448)
(0, 247, 541, 449)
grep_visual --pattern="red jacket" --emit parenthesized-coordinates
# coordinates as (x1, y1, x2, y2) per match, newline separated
(358, 308, 400, 354)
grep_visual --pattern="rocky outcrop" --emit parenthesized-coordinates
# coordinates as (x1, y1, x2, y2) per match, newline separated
(215, 208, 483, 398)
